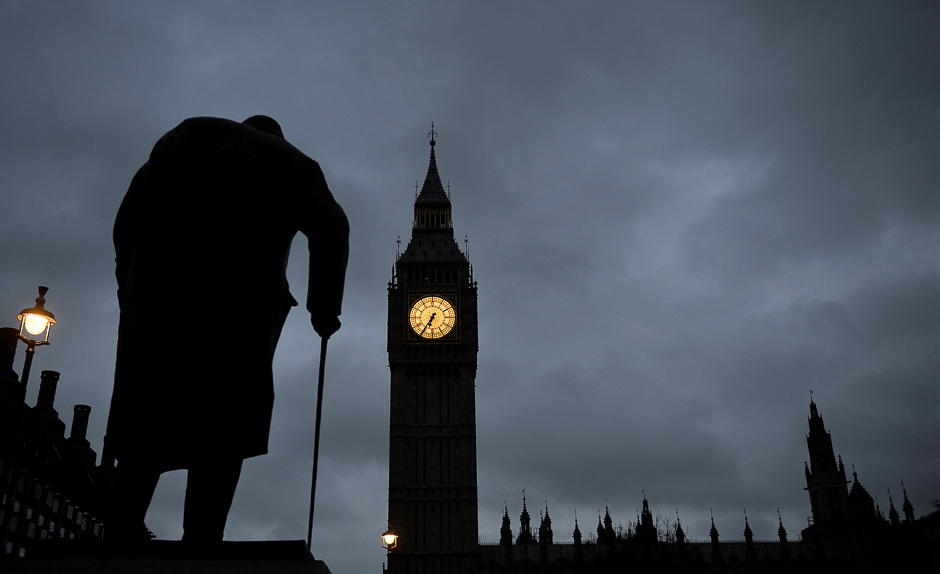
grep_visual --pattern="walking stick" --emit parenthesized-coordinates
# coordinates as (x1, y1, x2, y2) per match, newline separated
(307, 335, 329, 549)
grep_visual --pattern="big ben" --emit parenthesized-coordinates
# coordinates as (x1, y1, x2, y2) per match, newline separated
(386, 126, 479, 574)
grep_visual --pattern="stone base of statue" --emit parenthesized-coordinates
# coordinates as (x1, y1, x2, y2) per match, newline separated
(4, 540, 331, 574)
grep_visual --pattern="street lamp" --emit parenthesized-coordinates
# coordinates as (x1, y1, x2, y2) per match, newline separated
(16, 286, 56, 391)
(382, 527, 398, 551)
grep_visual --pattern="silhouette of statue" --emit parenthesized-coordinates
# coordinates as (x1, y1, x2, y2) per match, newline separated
(104, 116, 349, 543)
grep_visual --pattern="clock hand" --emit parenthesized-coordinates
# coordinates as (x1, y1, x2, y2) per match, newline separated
(420, 312, 437, 336)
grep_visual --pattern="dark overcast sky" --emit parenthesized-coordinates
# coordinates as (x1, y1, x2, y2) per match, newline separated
(2, 2, 939, 572)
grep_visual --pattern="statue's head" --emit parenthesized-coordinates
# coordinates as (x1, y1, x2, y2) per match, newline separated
(242, 115, 284, 139)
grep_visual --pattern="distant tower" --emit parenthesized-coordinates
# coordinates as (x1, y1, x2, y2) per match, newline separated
(710, 512, 721, 564)
(539, 503, 553, 545)
(500, 502, 513, 565)
(500, 503, 513, 546)
(804, 396, 849, 524)
(887, 489, 901, 526)
(777, 511, 791, 563)
(847, 465, 878, 522)
(671, 510, 687, 565)
(573, 513, 583, 567)
(743, 510, 757, 566)
(386, 126, 479, 574)
(517, 494, 535, 544)
(601, 504, 614, 543)
(675, 510, 686, 547)
(901, 482, 915, 524)
(635, 494, 656, 543)
(539, 503, 553, 564)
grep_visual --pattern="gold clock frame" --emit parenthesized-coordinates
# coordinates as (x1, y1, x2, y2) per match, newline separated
(406, 293, 459, 341)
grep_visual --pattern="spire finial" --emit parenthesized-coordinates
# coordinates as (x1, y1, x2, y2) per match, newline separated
(428, 122, 437, 146)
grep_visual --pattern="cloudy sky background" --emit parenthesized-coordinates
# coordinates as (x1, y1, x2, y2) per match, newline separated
(2, 2, 938, 571)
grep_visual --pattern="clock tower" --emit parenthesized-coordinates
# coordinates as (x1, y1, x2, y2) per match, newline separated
(386, 126, 479, 574)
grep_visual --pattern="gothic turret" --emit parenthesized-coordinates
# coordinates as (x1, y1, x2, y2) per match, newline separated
(888, 489, 901, 526)
(598, 504, 615, 544)
(500, 503, 513, 546)
(539, 503, 553, 564)
(901, 482, 915, 524)
(573, 512, 584, 567)
(744, 510, 757, 566)
(804, 396, 849, 524)
(517, 493, 535, 544)
(675, 510, 686, 546)
(539, 502, 553, 545)
(710, 511, 722, 564)
(778, 510, 791, 562)
(847, 465, 878, 522)
(635, 494, 656, 543)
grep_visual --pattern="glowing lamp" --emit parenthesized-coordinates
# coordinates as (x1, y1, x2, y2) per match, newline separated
(23, 314, 50, 336)
(11, 286, 58, 435)
(382, 528, 398, 550)
(18, 286, 56, 343)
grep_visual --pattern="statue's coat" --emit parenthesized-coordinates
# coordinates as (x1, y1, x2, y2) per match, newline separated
(106, 117, 349, 471)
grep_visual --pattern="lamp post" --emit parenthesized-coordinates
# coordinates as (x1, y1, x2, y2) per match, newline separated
(16, 286, 56, 394)
(0, 287, 55, 553)
(381, 529, 397, 574)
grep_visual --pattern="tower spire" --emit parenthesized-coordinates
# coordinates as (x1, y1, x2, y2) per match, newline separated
(517, 490, 534, 544)
(888, 488, 901, 526)
(675, 509, 685, 545)
(804, 395, 849, 524)
(416, 126, 448, 205)
(500, 500, 513, 545)
(710, 509, 721, 564)
(901, 481, 915, 523)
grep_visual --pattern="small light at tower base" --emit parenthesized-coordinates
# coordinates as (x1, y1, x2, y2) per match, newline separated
(382, 528, 398, 550)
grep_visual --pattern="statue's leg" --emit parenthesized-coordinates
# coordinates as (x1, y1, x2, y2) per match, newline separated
(107, 458, 161, 542)
(181, 457, 243, 543)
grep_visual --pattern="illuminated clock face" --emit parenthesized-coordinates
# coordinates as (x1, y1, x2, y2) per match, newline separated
(409, 296, 456, 339)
